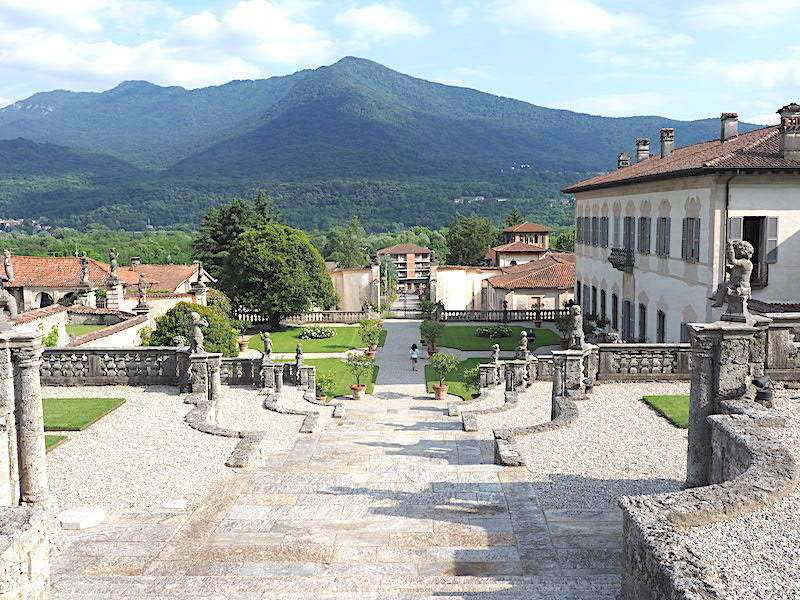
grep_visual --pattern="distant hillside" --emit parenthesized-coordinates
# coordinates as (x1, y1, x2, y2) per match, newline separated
(0, 57, 763, 230)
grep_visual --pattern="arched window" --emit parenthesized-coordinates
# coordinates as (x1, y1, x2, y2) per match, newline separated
(34, 292, 54, 309)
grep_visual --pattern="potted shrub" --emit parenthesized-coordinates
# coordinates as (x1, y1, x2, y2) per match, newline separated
(420, 320, 445, 356)
(556, 314, 573, 350)
(316, 372, 337, 403)
(232, 319, 252, 353)
(345, 352, 374, 400)
(358, 318, 382, 358)
(429, 352, 458, 401)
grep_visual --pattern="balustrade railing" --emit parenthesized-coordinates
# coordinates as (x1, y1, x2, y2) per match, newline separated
(433, 306, 569, 322)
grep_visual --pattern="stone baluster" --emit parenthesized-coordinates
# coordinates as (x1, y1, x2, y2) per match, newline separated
(208, 354, 222, 404)
(12, 336, 49, 505)
(274, 365, 284, 393)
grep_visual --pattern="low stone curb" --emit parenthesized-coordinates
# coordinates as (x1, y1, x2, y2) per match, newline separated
(462, 413, 478, 431)
(492, 429, 524, 466)
(263, 392, 321, 434)
(461, 391, 519, 430)
(304, 392, 345, 418)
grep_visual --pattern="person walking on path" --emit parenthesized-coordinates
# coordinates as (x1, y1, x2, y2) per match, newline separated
(410, 344, 420, 371)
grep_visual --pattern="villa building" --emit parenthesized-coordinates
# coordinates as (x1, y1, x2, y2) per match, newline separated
(376, 243, 432, 291)
(563, 103, 800, 342)
(487, 221, 553, 266)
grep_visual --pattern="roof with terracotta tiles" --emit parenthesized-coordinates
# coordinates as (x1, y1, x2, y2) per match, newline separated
(502, 221, 552, 233)
(10, 304, 68, 324)
(486, 241, 551, 262)
(488, 255, 575, 290)
(117, 264, 204, 292)
(377, 244, 431, 255)
(67, 314, 148, 347)
(562, 125, 800, 194)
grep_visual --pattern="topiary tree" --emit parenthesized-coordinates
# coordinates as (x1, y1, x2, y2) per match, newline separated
(429, 352, 458, 388)
(206, 288, 233, 321)
(148, 301, 238, 356)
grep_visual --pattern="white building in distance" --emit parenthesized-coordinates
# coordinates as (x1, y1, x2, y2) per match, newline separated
(562, 103, 800, 343)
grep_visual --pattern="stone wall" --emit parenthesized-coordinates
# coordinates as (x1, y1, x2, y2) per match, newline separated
(0, 506, 54, 600)
(618, 398, 798, 600)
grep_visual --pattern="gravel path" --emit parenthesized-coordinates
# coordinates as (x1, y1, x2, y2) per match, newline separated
(476, 381, 551, 431)
(45, 385, 304, 513)
(680, 392, 800, 600)
(515, 381, 689, 508)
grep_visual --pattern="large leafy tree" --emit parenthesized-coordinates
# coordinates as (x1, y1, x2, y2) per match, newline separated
(503, 207, 525, 228)
(192, 192, 280, 280)
(224, 224, 338, 328)
(148, 302, 238, 357)
(324, 216, 372, 268)
(445, 213, 496, 266)
(553, 230, 575, 253)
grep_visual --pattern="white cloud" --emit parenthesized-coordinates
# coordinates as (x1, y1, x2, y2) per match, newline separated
(698, 47, 800, 89)
(490, 0, 693, 48)
(334, 4, 429, 41)
(0, 97, 11, 108)
(685, 0, 800, 29)
(0, 1, 336, 92)
(434, 65, 494, 87)
(558, 91, 686, 117)
(747, 113, 781, 125)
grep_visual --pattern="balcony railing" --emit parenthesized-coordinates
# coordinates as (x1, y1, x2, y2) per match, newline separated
(608, 248, 634, 272)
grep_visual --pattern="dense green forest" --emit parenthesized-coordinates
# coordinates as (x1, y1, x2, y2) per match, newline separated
(0, 57, 760, 231)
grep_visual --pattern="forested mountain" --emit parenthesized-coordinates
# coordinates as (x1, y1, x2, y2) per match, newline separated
(0, 57, 761, 230)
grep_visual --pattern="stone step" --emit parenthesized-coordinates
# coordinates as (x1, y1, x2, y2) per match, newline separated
(52, 574, 620, 598)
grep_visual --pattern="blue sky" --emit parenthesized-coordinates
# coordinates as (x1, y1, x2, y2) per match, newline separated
(0, 0, 797, 124)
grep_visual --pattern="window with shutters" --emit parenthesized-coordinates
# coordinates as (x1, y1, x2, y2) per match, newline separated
(680, 322, 689, 344)
(728, 215, 778, 288)
(600, 217, 609, 247)
(623, 217, 635, 250)
(591, 216, 599, 246)
(637, 217, 651, 254)
(600, 289, 606, 319)
(681, 217, 701, 262)
(638, 303, 647, 342)
(576, 280, 582, 304)
(613, 216, 621, 247)
(583, 284, 590, 310)
(622, 300, 633, 342)
(657, 310, 666, 343)
(611, 294, 619, 329)
(575, 218, 581, 244)
(591, 286, 597, 315)
(656, 217, 671, 256)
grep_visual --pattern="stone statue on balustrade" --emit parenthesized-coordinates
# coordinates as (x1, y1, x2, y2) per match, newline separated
(0, 249, 17, 323)
(109, 248, 119, 276)
(190, 311, 208, 354)
(295, 343, 304, 366)
(491, 344, 501, 364)
(567, 304, 589, 350)
(516, 331, 530, 361)
(80, 252, 90, 284)
(709, 240, 754, 323)
(261, 332, 273, 362)
(137, 273, 149, 305)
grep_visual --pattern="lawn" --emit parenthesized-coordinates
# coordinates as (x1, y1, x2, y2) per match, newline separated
(305, 358, 380, 398)
(437, 325, 560, 352)
(642, 395, 689, 428)
(45, 435, 68, 452)
(249, 326, 386, 353)
(43, 397, 125, 431)
(66, 324, 106, 337)
(424, 357, 497, 402)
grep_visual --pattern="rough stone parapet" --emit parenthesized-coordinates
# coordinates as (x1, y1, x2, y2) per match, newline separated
(462, 413, 478, 432)
(597, 343, 691, 381)
(0, 505, 56, 600)
(618, 402, 798, 600)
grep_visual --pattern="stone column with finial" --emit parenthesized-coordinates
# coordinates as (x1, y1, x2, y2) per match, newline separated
(189, 261, 208, 306)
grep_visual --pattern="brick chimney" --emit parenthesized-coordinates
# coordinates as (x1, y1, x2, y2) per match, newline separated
(660, 128, 675, 158)
(720, 113, 738, 142)
(617, 152, 630, 168)
(635, 138, 650, 163)
(778, 103, 800, 161)
(130, 256, 141, 266)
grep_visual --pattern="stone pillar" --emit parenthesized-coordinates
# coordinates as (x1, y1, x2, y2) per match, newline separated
(105, 278, 124, 311)
(75, 284, 96, 308)
(0, 337, 17, 505)
(11, 334, 49, 505)
(208, 354, 222, 403)
(686, 318, 770, 488)
(190, 281, 208, 306)
(188, 354, 209, 396)
(133, 303, 151, 318)
(552, 349, 592, 399)
(262, 358, 275, 389)
(274, 365, 284, 393)
(176, 349, 190, 393)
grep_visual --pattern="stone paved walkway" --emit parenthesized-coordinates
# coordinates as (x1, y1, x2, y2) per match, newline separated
(50, 321, 621, 599)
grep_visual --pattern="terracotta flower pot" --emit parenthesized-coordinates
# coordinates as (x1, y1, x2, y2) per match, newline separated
(238, 339, 249, 352)
(316, 395, 329, 403)
(369, 344, 378, 352)
(351, 384, 366, 400)
(364, 349, 377, 359)
(433, 383, 448, 401)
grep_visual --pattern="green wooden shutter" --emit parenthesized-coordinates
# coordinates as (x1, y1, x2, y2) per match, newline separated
(681, 218, 688, 259)
(766, 216, 778, 263)
(728, 216, 743, 241)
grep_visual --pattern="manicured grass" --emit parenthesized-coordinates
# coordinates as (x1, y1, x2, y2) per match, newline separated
(642, 395, 689, 428)
(437, 325, 560, 352)
(66, 324, 105, 337)
(378, 328, 388, 348)
(424, 357, 510, 402)
(43, 397, 125, 431)
(45, 435, 68, 452)
(305, 358, 379, 398)
(249, 326, 385, 353)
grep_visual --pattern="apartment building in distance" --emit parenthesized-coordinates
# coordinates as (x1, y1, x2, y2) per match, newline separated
(487, 221, 553, 266)
(563, 103, 800, 343)
(376, 243, 432, 291)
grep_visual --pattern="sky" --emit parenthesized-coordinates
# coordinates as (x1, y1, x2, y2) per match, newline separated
(0, 0, 797, 124)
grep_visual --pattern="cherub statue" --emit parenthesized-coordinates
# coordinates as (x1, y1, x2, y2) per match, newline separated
(137, 273, 149, 304)
(3, 249, 13, 283)
(709, 240, 754, 322)
(516, 330, 530, 360)
(295, 343, 304, 366)
(80, 252, 90, 284)
(109, 248, 119, 276)
(568, 304, 588, 350)
(190, 311, 208, 353)
(0, 250, 16, 321)
(491, 343, 501, 364)
(261, 331, 273, 360)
